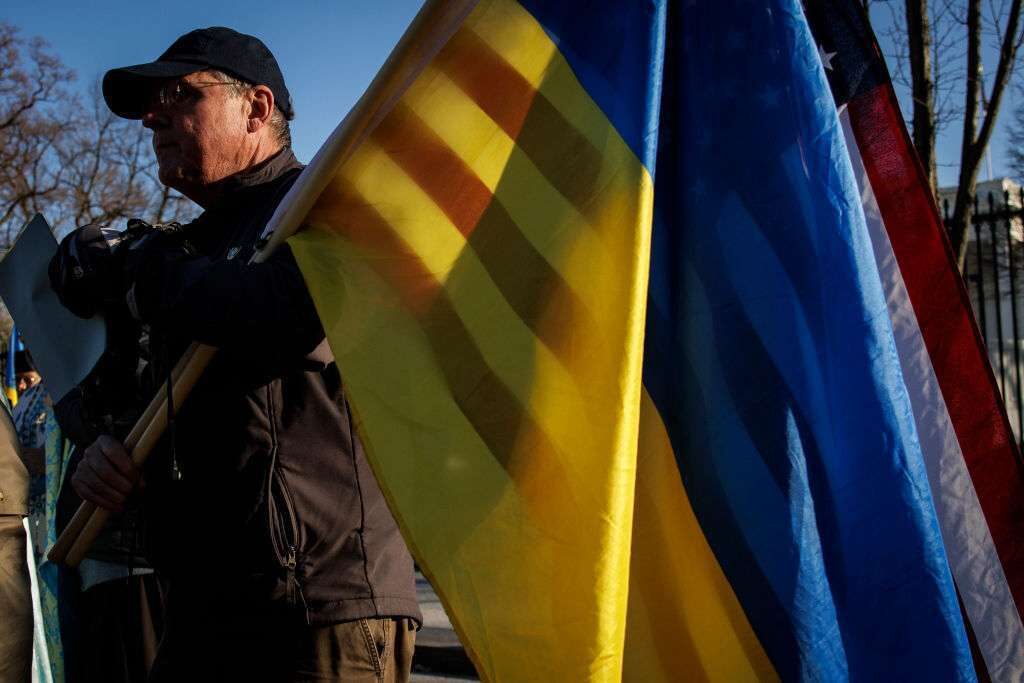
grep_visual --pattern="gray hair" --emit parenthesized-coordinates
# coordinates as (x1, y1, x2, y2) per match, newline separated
(205, 69, 292, 149)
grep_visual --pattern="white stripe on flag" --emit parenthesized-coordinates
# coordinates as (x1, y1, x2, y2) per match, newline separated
(840, 110, 1024, 681)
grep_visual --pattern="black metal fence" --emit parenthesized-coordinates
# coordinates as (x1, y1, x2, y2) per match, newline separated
(943, 190, 1024, 444)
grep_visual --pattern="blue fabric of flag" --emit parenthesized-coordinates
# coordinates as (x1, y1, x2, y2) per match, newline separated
(517, 0, 667, 172)
(642, 0, 975, 680)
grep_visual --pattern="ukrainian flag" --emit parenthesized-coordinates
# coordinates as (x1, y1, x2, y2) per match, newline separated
(283, 0, 978, 679)
(289, 1, 658, 679)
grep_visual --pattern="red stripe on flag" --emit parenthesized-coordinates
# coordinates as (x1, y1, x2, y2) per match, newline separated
(848, 83, 1024, 611)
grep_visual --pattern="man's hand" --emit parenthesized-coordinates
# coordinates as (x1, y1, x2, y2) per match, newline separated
(71, 435, 140, 513)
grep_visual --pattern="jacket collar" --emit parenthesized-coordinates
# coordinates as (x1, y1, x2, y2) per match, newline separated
(207, 147, 302, 204)
(183, 147, 303, 254)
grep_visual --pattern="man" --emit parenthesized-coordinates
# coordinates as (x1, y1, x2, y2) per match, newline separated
(13, 351, 41, 396)
(0, 390, 32, 682)
(62, 27, 420, 681)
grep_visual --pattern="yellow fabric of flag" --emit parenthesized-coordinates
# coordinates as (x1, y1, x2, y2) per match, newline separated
(287, 0, 652, 679)
(624, 392, 777, 682)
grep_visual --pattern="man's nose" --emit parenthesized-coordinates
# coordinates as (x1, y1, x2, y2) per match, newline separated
(141, 103, 168, 129)
(141, 95, 171, 129)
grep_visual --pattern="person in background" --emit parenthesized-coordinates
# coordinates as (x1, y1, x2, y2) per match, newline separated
(14, 345, 160, 683)
(0, 386, 33, 682)
(10, 349, 57, 680)
(12, 351, 47, 552)
(14, 351, 41, 396)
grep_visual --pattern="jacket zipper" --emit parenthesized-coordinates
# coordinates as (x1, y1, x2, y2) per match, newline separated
(266, 386, 309, 621)
(275, 471, 306, 609)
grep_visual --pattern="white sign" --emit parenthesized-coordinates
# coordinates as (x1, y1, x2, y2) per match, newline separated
(0, 215, 106, 401)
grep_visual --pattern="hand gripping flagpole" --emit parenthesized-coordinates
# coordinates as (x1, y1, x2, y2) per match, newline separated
(47, 0, 468, 567)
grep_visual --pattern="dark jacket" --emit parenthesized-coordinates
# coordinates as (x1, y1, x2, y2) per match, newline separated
(134, 149, 421, 626)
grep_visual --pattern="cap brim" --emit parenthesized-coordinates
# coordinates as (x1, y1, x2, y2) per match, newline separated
(102, 60, 205, 119)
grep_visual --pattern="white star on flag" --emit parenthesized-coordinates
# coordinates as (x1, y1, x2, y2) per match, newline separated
(818, 44, 837, 71)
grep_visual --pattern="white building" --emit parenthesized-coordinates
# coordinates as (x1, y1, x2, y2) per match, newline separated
(938, 177, 1024, 440)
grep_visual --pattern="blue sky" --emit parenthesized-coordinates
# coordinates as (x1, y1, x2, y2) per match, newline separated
(3, 0, 424, 165)
(2, 1, 1019, 187)
(866, 4, 1021, 189)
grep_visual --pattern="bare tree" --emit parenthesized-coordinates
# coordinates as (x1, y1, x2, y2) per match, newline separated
(0, 22, 73, 243)
(948, 0, 1024, 269)
(0, 23, 196, 247)
(906, 0, 939, 190)
(879, 0, 1024, 270)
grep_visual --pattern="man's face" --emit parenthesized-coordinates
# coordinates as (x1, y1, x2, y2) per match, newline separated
(142, 72, 252, 199)
(16, 371, 40, 394)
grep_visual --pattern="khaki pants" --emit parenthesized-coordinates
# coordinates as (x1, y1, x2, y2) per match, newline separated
(149, 594, 417, 683)
(0, 516, 31, 683)
(289, 617, 417, 683)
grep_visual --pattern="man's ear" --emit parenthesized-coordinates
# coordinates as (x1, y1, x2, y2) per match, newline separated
(247, 85, 274, 133)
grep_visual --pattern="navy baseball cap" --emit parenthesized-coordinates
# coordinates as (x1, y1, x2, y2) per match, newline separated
(102, 27, 294, 120)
